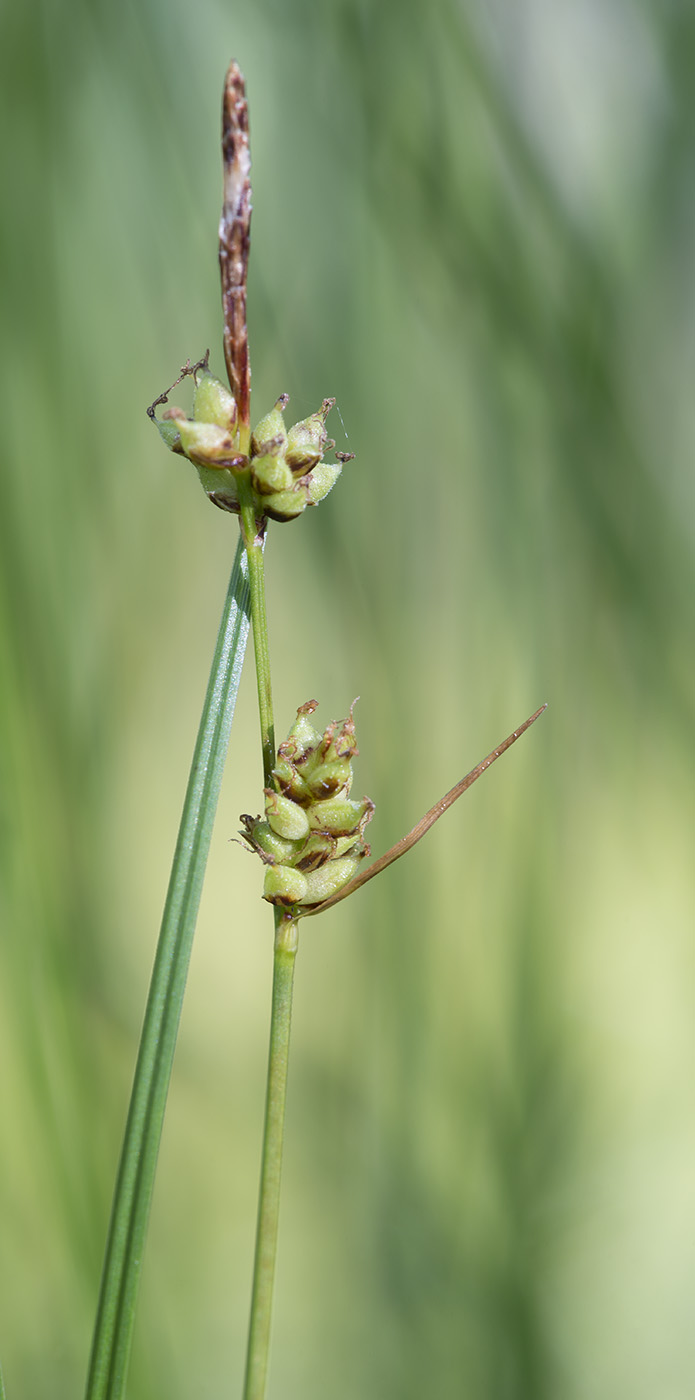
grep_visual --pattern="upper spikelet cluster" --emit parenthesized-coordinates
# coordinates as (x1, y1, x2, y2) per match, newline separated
(151, 364, 353, 523)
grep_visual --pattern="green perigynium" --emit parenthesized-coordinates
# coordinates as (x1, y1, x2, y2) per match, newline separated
(150, 364, 353, 523)
(240, 700, 374, 908)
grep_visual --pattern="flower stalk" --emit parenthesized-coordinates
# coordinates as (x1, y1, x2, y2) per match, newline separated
(243, 913, 299, 1400)
(238, 487, 275, 786)
(235, 478, 294, 1400)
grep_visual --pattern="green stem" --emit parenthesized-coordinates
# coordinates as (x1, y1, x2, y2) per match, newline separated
(236, 484, 297, 1400)
(238, 486, 275, 786)
(84, 535, 251, 1400)
(243, 914, 299, 1400)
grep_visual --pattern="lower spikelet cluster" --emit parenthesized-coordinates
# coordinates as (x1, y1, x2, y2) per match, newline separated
(240, 701, 374, 908)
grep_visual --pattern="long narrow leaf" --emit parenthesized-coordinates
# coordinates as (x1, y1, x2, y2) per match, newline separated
(85, 534, 251, 1400)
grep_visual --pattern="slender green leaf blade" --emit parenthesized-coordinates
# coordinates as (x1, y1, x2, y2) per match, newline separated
(85, 535, 251, 1400)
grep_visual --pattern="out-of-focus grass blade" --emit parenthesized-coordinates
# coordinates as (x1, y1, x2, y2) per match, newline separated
(84, 533, 251, 1400)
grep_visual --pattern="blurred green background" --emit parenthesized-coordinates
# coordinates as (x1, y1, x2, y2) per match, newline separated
(1, 0, 693, 1396)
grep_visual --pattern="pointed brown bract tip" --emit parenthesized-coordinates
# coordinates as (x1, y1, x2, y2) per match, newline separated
(224, 61, 246, 105)
(522, 702, 548, 731)
(220, 62, 250, 208)
(219, 59, 251, 430)
(222, 62, 247, 125)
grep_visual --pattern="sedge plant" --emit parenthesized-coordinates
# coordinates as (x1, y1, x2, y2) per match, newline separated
(79, 60, 546, 1400)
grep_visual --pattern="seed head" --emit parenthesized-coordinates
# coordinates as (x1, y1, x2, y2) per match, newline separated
(240, 701, 373, 911)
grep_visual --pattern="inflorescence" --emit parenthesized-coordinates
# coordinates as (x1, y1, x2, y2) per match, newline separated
(240, 701, 374, 909)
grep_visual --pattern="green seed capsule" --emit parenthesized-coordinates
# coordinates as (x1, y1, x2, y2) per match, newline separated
(272, 756, 312, 806)
(251, 453, 294, 496)
(262, 488, 307, 522)
(193, 371, 237, 431)
(265, 790, 310, 841)
(305, 462, 342, 505)
(247, 819, 304, 866)
(177, 418, 236, 469)
(194, 465, 240, 510)
(293, 832, 337, 873)
(285, 399, 333, 474)
(308, 795, 373, 836)
(155, 414, 185, 453)
(306, 758, 353, 800)
(320, 711, 359, 764)
(299, 853, 365, 905)
(263, 865, 308, 906)
(251, 395, 289, 456)
(279, 701, 322, 769)
(333, 833, 366, 858)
